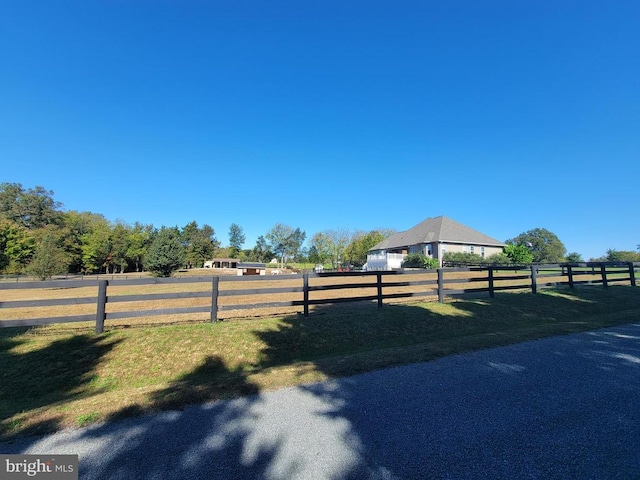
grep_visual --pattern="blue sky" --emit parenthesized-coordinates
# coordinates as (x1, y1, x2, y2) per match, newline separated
(2, 1, 639, 260)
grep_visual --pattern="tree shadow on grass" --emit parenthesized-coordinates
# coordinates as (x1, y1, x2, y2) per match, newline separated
(0, 328, 121, 439)
(2, 286, 640, 478)
(108, 355, 261, 422)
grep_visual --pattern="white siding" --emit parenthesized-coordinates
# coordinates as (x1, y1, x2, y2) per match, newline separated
(365, 252, 406, 270)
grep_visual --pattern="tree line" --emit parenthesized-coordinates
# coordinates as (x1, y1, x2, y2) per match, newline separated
(2, 183, 637, 278)
(0, 183, 394, 278)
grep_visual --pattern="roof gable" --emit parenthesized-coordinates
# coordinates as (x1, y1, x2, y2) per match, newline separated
(370, 216, 505, 251)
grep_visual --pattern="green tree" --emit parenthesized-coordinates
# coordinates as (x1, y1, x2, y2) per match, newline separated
(0, 219, 35, 273)
(307, 246, 322, 265)
(293, 246, 309, 263)
(565, 252, 583, 262)
(0, 183, 63, 229)
(503, 244, 535, 264)
(144, 227, 186, 277)
(266, 224, 306, 266)
(343, 230, 390, 267)
(127, 222, 154, 272)
(309, 232, 332, 266)
(288, 227, 306, 263)
(228, 223, 246, 258)
(181, 221, 218, 268)
(605, 249, 640, 262)
(189, 231, 216, 267)
(63, 211, 110, 273)
(309, 229, 352, 268)
(250, 235, 272, 263)
(110, 222, 132, 273)
(506, 228, 566, 263)
(62, 211, 93, 272)
(24, 227, 70, 280)
(325, 229, 352, 268)
(266, 224, 291, 265)
(80, 215, 112, 273)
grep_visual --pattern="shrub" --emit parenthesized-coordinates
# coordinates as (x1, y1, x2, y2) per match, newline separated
(605, 249, 640, 262)
(442, 252, 485, 265)
(402, 253, 438, 269)
(565, 252, 583, 263)
(484, 253, 511, 265)
(443, 251, 517, 266)
(503, 244, 534, 264)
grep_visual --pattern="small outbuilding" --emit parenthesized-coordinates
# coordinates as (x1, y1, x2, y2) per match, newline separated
(203, 258, 240, 269)
(237, 262, 267, 276)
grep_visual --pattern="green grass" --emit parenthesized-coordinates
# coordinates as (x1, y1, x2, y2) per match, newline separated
(75, 412, 100, 427)
(1, 285, 639, 440)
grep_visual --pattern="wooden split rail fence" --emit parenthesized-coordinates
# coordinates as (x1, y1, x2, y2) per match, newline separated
(0, 262, 637, 333)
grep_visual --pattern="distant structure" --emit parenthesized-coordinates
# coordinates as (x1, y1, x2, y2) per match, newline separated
(236, 262, 266, 276)
(366, 215, 504, 270)
(203, 258, 240, 269)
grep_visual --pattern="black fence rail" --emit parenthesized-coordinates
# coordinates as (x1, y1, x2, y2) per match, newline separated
(0, 262, 637, 333)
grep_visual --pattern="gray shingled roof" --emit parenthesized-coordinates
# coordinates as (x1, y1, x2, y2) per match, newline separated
(370, 216, 505, 251)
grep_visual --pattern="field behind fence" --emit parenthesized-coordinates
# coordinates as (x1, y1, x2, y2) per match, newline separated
(1, 262, 638, 333)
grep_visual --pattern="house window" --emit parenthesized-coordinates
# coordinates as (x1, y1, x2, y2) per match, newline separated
(481, 247, 485, 258)
(462, 245, 468, 253)
(470, 246, 475, 254)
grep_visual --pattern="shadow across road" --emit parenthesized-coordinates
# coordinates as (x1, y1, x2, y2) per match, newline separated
(2, 289, 640, 478)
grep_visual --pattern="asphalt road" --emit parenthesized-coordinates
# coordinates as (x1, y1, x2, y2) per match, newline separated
(2, 323, 640, 479)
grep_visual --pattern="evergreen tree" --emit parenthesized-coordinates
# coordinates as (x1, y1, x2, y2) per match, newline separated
(144, 227, 186, 277)
(251, 236, 272, 263)
(228, 223, 245, 258)
(181, 221, 217, 268)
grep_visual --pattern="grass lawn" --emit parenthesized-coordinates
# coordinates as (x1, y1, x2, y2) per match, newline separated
(1, 285, 639, 440)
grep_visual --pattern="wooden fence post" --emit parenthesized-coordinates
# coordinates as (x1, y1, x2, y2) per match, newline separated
(629, 262, 636, 287)
(96, 280, 108, 334)
(376, 272, 383, 309)
(303, 273, 310, 317)
(210, 276, 219, 322)
(488, 266, 495, 298)
(530, 266, 538, 294)
(567, 265, 574, 288)
(601, 264, 608, 288)
(437, 268, 444, 303)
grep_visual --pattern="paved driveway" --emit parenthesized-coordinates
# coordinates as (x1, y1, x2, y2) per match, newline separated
(2, 324, 640, 479)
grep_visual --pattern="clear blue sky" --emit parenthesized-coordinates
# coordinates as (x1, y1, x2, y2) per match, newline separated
(2, 1, 639, 260)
